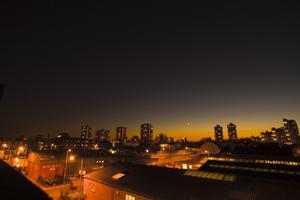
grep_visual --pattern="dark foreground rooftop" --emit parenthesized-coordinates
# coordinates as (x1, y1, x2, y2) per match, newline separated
(0, 160, 51, 200)
(85, 162, 300, 200)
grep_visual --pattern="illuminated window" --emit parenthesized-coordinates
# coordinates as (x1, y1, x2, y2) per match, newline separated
(215, 174, 224, 180)
(224, 175, 235, 182)
(112, 173, 126, 180)
(184, 171, 235, 182)
(125, 194, 135, 200)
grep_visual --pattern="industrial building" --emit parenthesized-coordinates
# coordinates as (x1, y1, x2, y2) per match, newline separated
(83, 161, 300, 200)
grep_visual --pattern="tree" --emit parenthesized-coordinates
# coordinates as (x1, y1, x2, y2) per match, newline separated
(156, 133, 168, 144)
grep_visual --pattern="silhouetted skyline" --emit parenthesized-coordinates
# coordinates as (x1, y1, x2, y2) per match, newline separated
(1, 1, 300, 139)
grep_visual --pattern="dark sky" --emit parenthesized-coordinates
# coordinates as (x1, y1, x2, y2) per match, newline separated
(1, 1, 300, 139)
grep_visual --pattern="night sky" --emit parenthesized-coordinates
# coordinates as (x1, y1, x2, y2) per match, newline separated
(1, 1, 300, 140)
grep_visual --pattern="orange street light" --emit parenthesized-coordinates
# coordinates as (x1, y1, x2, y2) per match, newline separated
(69, 155, 75, 161)
(18, 146, 24, 152)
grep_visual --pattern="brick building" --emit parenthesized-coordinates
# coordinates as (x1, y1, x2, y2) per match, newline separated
(84, 162, 300, 200)
(27, 152, 64, 181)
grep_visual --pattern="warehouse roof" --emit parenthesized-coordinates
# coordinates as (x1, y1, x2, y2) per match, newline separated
(85, 162, 300, 200)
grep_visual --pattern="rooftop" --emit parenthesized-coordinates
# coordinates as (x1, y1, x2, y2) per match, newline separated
(84, 162, 300, 200)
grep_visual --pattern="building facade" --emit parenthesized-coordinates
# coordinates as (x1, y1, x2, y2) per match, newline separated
(140, 123, 153, 144)
(81, 125, 92, 139)
(271, 127, 286, 144)
(27, 152, 64, 181)
(54, 136, 97, 149)
(83, 178, 149, 200)
(227, 123, 238, 141)
(260, 131, 273, 143)
(283, 118, 299, 145)
(95, 129, 110, 142)
(214, 125, 223, 143)
(116, 127, 127, 144)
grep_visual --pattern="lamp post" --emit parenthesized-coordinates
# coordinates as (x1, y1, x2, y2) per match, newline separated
(79, 158, 84, 191)
(63, 149, 72, 184)
(185, 146, 188, 161)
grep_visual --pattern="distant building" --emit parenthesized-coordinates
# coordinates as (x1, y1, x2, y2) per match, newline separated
(81, 125, 92, 139)
(214, 125, 223, 143)
(140, 123, 153, 144)
(54, 137, 96, 149)
(271, 127, 286, 144)
(250, 136, 261, 143)
(116, 127, 127, 144)
(130, 135, 139, 143)
(95, 129, 110, 142)
(227, 123, 238, 141)
(283, 118, 299, 145)
(260, 131, 273, 143)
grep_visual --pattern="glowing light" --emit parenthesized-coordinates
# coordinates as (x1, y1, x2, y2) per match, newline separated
(69, 156, 75, 161)
(112, 173, 126, 180)
(109, 149, 117, 154)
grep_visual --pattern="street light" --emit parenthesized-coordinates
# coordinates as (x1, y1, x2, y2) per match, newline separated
(17, 146, 25, 156)
(185, 146, 188, 161)
(18, 146, 24, 152)
(204, 150, 209, 158)
(63, 149, 72, 184)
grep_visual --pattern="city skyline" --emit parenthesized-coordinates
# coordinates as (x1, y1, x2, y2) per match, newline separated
(3, 1, 300, 200)
(1, 118, 298, 141)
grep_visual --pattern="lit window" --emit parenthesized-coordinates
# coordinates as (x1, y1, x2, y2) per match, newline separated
(112, 173, 126, 180)
(125, 194, 135, 200)
(224, 175, 235, 182)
